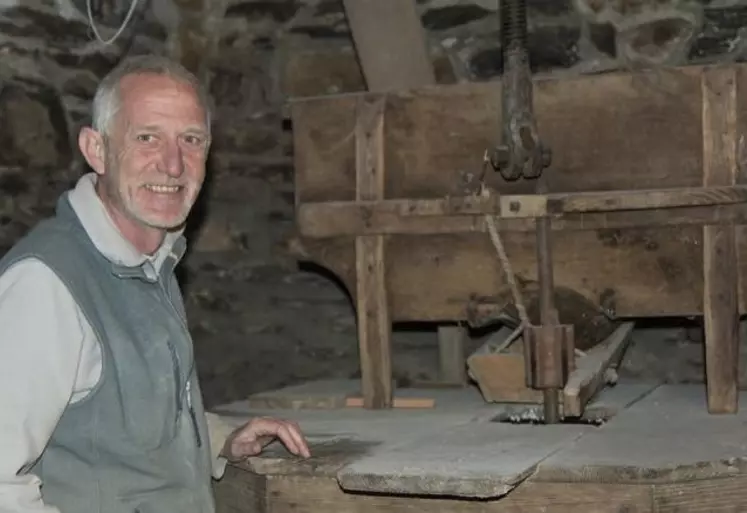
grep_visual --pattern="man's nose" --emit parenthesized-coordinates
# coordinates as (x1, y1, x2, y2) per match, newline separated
(160, 139, 184, 177)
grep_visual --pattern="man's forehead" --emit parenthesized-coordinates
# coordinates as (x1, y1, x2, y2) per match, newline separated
(119, 74, 203, 110)
(119, 72, 194, 94)
(115, 74, 207, 127)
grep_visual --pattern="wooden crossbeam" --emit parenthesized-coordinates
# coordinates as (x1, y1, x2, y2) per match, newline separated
(298, 191, 747, 238)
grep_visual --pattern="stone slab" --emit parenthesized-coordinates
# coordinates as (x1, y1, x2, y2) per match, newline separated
(537, 384, 747, 483)
(212, 388, 506, 477)
(210, 381, 659, 485)
(336, 421, 591, 498)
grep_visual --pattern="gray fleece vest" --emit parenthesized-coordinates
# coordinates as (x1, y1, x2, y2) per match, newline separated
(0, 195, 215, 513)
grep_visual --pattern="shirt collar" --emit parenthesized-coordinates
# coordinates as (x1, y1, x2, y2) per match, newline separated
(66, 172, 185, 274)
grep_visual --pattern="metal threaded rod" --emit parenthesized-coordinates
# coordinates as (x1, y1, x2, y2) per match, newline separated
(500, 0, 528, 52)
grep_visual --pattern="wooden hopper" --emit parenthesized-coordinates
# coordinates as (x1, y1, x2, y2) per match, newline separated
(288, 63, 747, 414)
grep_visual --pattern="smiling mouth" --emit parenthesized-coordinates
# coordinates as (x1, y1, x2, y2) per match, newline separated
(144, 184, 183, 193)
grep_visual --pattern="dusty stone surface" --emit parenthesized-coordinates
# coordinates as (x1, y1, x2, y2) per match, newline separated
(2, 0, 747, 408)
(537, 384, 747, 483)
(215, 384, 747, 499)
(336, 422, 589, 498)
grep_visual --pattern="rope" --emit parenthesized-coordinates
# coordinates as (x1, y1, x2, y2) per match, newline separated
(87, 0, 141, 46)
(476, 160, 590, 362)
(476, 152, 530, 351)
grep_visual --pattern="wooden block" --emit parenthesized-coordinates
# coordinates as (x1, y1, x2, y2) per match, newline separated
(467, 350, 545, 404)
(344, 396, 435, 408)
(214, 465, 267, 513)
(437, 325, 467, 385)
(702, 66, 740, 414)
(354, 97, 392, 409)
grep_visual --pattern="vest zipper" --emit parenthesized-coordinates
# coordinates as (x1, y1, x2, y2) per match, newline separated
(185, 380, 203, 447)
(159, 275, 203, 449)
(167, 340, 182, 423)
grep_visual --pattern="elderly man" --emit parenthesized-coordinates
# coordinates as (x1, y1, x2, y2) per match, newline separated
(0, 54, 310, 512)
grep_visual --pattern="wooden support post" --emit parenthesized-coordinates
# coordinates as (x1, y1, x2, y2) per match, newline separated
(702, 67, 740, 414)
(342, 0, 435, 408)
(437, 325, 467, 385)
(354, 98, 392, 409)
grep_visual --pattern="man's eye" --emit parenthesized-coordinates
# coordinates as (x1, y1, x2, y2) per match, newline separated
(136, 134, 155, 143)
(184, 135, 205, 146)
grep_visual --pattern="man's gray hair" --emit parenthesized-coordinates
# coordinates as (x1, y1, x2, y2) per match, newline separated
(91, 54, 212, 136)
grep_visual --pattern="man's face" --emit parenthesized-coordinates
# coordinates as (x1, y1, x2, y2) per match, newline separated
(99, 73, 210, 234)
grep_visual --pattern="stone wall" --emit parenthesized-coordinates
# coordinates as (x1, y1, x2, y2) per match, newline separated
(1, 0, 744, 407)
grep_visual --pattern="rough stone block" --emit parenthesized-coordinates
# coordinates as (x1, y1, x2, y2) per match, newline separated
(689, 6, 747, 61)
(0, 82, 72, 169)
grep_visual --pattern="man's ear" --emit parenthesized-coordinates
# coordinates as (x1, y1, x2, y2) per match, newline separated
(78, 127, 107, 176)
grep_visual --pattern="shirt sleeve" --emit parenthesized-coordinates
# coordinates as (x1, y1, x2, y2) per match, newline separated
(0, 258, 89, 513)
(204, 412, 236, 480)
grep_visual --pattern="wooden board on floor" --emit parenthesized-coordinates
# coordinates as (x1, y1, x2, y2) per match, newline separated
(290, 63, 747, 321)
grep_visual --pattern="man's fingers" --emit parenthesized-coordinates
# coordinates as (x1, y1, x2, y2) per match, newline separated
(276, 425, 301, 455)
(277, 423, 311, 458)
(244, 417, 312, 459)
(287, 422, 311, 458)
(230, 439, 262, 461)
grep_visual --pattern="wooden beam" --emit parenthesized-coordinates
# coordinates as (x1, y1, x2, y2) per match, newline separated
(342, 0, 436, 409)
(298, 199, 747, 238)
(354, 98, 392, 409)
(702, 67, 741, 414)
(341, 0, 435, 92)
(300, 186, 747, 220)
(563, 322, 635, 417)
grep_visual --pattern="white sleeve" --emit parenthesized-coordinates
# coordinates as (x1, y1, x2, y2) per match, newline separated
(0, 258, 89, 513)
(204, 412, 236, 480)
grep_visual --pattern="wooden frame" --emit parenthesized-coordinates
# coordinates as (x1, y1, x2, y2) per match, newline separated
(289, 64, 746, 413)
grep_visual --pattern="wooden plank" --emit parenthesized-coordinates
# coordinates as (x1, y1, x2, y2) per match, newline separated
(263, 475, 653, 513)
(563, 322, 635, 417)
(654, 475, 747, 512)
(291, 65, 706, 204)
(702, 66, 740, 414)
(737, 66, 747, 337)
(354, 98, 392, 409)
(341, 0, 435, 93)
(438, 325, 467, 385)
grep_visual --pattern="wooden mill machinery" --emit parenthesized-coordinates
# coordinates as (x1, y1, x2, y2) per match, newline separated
(287, 1, 747, 420)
